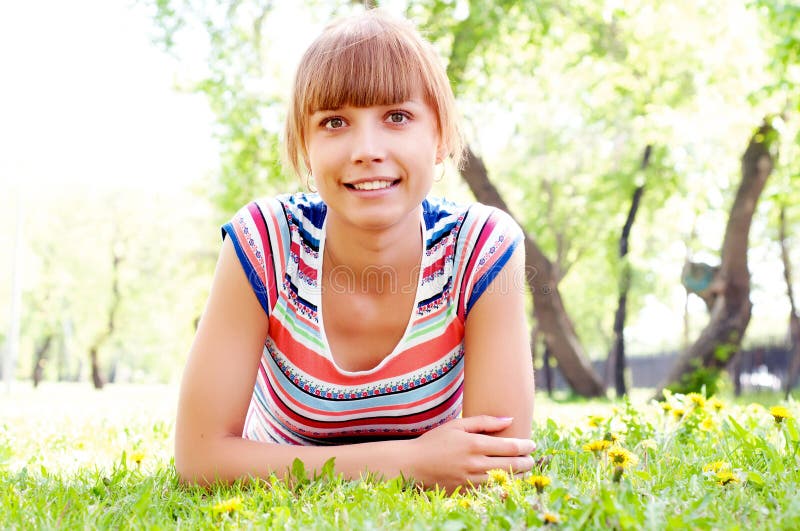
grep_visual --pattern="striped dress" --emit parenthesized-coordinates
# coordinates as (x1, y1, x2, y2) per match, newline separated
(222, 193, 523, 445)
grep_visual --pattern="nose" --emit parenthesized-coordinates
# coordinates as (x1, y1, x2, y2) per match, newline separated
(349, 122, 386, 165)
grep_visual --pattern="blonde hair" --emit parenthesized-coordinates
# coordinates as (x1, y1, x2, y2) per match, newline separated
(284, 9, 464, 176)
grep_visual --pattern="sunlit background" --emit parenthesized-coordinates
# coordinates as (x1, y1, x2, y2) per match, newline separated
(1, 0, 798, 390)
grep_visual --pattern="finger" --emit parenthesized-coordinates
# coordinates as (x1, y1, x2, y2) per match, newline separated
(456, 415, 514, 434)
(471, 433, 537, 456)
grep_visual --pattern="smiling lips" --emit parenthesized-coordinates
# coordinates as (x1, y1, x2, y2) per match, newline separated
(345, 179, 400, 191)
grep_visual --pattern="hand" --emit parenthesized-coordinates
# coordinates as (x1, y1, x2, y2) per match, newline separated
(405, 416, 536, 492)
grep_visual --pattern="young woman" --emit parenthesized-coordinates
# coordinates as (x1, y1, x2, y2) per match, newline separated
(175, 9, 535, 493)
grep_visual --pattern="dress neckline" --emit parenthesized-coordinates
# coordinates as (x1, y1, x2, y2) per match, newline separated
(316, 206, 427, 376)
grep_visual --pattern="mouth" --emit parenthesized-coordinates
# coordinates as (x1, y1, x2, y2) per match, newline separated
(344, 179, 401, 191)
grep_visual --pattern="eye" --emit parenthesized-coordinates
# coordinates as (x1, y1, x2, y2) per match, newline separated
(321, 116, 346, 130)
(386, 111, 411, 124)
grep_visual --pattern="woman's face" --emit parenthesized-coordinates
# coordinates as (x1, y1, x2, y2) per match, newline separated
(305, 91, 442, 233)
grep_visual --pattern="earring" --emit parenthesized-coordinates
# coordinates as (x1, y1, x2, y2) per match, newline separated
(433, 164, 445, 183)
(305, 172, 317, 193)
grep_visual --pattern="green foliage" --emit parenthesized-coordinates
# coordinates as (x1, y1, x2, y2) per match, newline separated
(142, 0, 307, 216)
(126, 0, 800, 369)
(10, 186, 216, 384)
(751, 0, 800, 99)
(3, 386, 800, 528)
(668, 365, 722, 397)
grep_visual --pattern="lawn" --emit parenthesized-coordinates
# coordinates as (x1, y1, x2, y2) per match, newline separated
(1, 383, 798, 529)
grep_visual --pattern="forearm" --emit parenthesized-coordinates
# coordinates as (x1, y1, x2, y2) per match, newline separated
(175, 435, 411, 486)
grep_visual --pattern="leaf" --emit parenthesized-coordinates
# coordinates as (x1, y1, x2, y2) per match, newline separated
(746, 471, 766, 486)
(725, 414, 749, 441)
(319, 457, 336, 481)
(291, 457, 307, 484)
(784, 418, 799, 443)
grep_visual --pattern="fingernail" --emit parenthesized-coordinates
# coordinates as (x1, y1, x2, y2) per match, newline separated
(496, 416, 514, 421)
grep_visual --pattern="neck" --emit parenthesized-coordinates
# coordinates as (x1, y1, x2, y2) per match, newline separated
(323, 207, 423, 295)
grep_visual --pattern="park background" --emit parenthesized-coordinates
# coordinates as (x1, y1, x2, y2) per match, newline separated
(1, 0, 798, 398)
(2, 1, 800, 528)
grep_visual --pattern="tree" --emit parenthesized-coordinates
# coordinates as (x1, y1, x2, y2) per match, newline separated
(752, 0, 800, 397)
(780, 204, 800, 397)
(656, 121, 777, 396)
(139, 0, 787, 395)
(15, 185, 213, 387)
(429, 0, 610, 396)
(606, 145, 651, 397)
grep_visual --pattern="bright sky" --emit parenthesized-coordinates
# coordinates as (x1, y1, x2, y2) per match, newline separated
(0, 0, 218, 191)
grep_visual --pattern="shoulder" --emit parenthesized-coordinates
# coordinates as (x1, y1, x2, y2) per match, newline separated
(229, 193, 327, 229)
(424, 197, 523, 246)
(464, 202, 523, 239)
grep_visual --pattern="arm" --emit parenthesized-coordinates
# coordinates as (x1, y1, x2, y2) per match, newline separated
(175, 238, 534, 490)
(462, 245, 535, 439)
(174, 237, 408, 484)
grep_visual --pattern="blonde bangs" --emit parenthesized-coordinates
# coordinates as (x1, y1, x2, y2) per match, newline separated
(285, 10, 463, 176)
(313, 43, 425, 111)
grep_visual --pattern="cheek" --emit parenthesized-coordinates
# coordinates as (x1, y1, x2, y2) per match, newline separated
(307, 142, 339, 173)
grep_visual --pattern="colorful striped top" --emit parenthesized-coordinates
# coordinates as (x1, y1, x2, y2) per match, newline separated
(222, 193, 523, 445)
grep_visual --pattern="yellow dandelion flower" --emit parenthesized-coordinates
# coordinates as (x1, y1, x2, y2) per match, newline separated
(769, 406, 792, 424)
(458, 498, 472, 509)
(686, 393, 706, 408)
(671, 408, 686, 420)
(699, 417, 715, 432)
(543, 512, 560, 524)
(582, 439, 612, 453)
(702, 461, 730, 473)
(129, 451, 145, 466)
(212, 497, 243, 515)
(587, 415, 605, 428)
(707, 397, 724, 412)
(526, 474, 551, 493)
(607, 446, 638, 469)
(661, 402, 673, 413)
(487, 468, 510, 485)
(715, 471, 739, 486)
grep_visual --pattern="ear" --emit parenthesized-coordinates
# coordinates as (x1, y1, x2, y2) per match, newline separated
(435, 143, 448, 164)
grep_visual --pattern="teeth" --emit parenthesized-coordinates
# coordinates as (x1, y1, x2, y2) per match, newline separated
(351, 180, 394, 191)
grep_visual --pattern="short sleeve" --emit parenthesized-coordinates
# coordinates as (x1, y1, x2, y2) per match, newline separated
(221, 200, 282, 316)
(457, 206, 524, 320)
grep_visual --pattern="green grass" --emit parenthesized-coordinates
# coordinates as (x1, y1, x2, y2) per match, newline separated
(1, 383, 799, 529)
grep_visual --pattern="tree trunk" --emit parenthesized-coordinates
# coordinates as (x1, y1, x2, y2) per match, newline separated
(530, 318, 539, 388)
(90, 346, 104, 389)
(543, 343, 554, 397)
(31, 334, 54, 388)
(606, 146, 650, 397)
(730, 350, 743, 397)
(785, 316, 800, 397)
(655, 121, 775, 397)
(460, 146, 605, 397)
(779, 204, 800, 398)
(88, 240, 124, 390)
